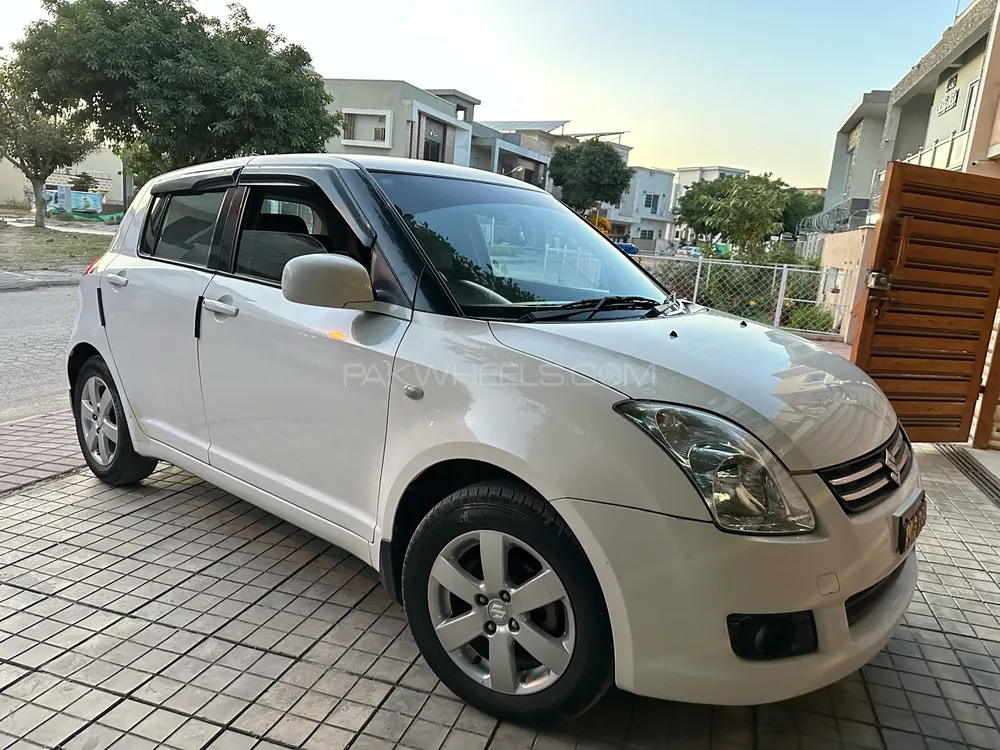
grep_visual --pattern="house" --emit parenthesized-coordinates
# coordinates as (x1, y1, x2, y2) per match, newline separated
(0, 148, 126, 210)
(799, 0, 1000, 345)
(323, 79, 474, 166)
(867, 0, 999, 205)
(671, 165, 750, 244)
(478, 121, 631, 195)
(820, 89, 891, 227)
(602, 167, 676, 249)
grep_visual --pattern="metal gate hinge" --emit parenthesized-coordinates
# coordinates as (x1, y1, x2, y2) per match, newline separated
(867, 271, 892, 291)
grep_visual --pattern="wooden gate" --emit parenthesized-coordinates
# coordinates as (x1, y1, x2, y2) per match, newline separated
(852, 162, 1000, 443)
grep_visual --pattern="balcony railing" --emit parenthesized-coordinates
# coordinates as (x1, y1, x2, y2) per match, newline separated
(868, 128, 970, 218)
(899, 128, 969, 170)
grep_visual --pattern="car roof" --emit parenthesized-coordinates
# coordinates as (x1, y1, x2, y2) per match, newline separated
(149, 153, 546, 193)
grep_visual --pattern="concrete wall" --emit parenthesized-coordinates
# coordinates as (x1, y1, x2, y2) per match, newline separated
(819, 226, 873, 344)
(0, 161, 27, 206)
(1, 148, 124, 206)
(324, 80, 410, 158)
(925, 39, 987, 145)
(893, 95, 934, 160)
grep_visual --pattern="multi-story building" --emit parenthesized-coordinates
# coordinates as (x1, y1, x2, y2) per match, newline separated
(321, 82, 551, 186)
(866, 0, 999, 206)
(601, 167, 675, 249)
(478, 121, 631, 195)
(671, 165, 750, 243)
(323, 79, 475, 166)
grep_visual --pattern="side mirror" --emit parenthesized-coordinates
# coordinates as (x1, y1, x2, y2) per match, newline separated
(281, 254, 374, 309)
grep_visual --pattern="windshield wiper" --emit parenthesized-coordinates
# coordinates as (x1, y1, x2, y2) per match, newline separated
(517, 295, 671, 322)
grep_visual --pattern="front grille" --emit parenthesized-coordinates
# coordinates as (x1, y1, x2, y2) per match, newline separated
(845, 562, 905, 627)
(819, 425, 913, 514)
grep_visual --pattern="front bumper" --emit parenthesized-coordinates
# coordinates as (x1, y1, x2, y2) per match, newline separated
(552, 462, 921, 705)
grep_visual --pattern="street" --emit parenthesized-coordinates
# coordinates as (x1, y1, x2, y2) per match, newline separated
(0, 287, 77, 423)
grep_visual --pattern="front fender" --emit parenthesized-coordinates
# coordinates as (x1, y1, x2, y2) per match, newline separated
(374, 313, 711, 547)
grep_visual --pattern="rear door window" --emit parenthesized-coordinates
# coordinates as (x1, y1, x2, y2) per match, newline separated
(146, 192, 226, 267)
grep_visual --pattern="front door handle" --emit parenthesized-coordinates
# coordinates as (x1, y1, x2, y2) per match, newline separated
(106, 273, 128, 287)
(203, 298, 239, 317)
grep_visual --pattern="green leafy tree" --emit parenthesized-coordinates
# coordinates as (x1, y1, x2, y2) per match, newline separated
(706, 173, 791, 264)
(13, 0, 343, 182)
(70, 171, 98, 192)
(781, 190, 825, 235)
(549, 138, 633, 213)
(0, 66, 96, 227)
(673, 175, 738, 242)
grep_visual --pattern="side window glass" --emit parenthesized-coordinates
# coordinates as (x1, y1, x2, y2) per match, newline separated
(151, 192, 225, 267)
(234, 185, 367, 284)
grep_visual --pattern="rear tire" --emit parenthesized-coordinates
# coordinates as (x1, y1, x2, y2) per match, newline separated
(73, 355, 158, 486)
(402, 482, 613, 726)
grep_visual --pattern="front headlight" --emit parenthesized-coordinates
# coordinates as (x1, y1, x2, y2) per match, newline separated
(615, 401, 815, 535)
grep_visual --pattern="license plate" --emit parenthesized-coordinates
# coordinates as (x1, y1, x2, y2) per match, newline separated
(894, 490, 927, 555)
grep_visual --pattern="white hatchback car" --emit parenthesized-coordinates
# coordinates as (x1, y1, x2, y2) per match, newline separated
(67, 154, 925, 725)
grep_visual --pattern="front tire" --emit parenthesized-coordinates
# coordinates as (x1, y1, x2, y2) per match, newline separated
(73, 355, 158, 486)
(402, 483, 613, 725)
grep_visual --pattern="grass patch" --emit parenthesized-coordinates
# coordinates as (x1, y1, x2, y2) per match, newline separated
(0, 224, 112, 271)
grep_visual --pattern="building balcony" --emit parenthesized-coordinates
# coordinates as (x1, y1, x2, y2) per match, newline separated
(898, 128, 969, 170)
(869, 128, 970, 215)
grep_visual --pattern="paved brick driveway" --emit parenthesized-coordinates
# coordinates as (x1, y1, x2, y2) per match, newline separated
(0, 438, 999, 748)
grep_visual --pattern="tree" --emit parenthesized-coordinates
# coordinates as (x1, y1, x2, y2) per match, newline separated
(0, 66, 96, 227)
(549, 138, 633, 213)
(673, 175, 738, 242)
(589, 214, 611, 235)
(70, 171, 97, 192)
(13, 0, 343, 181)
(705, 174, 791, 264)
(781, 190, 825, 235)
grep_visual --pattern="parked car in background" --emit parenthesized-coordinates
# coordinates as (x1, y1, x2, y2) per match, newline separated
(615, 241, 639, 255)
(68, 154, 924, 725)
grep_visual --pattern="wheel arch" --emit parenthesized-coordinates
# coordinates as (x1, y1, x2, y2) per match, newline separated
(68, 342, 102, 389)
(379, 458, 544, 604)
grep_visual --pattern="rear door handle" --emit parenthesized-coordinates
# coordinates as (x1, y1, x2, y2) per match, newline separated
(203, 298, 239, 317)
(106, 273, 128, 287)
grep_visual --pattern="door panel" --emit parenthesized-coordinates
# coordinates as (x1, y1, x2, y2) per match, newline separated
(852, 161, 1000, 443)
(100, 254, 215, 459)
(197, 276, 407, 537)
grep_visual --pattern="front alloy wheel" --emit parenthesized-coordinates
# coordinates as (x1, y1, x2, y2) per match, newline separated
(427, 530, 576, 695)
(402, 483, 613, 725)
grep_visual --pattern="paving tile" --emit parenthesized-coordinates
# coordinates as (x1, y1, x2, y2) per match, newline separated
(5, 440, 1000, 749)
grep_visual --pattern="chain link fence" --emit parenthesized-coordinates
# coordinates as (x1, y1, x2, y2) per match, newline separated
(635, 255, 852, 336)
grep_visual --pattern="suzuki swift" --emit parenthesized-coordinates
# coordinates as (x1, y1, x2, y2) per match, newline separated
(67, 154, 924, 725)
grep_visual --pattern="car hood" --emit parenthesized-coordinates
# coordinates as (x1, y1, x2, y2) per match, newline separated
(489, 309, 896, 472)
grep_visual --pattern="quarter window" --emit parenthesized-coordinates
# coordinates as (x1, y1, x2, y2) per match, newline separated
(147, 192, 225, 267)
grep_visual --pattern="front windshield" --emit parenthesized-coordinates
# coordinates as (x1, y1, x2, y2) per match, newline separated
(372, 171, 669, 319)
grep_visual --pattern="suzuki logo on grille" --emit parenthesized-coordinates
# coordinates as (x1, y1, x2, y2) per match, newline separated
(884, 447, 902, 487)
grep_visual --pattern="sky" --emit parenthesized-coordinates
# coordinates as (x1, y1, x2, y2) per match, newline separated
(0, 0, 984, 187)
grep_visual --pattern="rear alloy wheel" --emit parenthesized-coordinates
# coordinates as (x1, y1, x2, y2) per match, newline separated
(402, 483, 613, 725)
(73, 356, 158, 486)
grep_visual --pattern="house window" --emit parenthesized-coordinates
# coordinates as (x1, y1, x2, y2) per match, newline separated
(639, 229, 654, 240)
(674, 229, 681, 240)
(644, 194, 659, 212)
(963, 79, 981, 132)
(341, 109, 392, 148)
